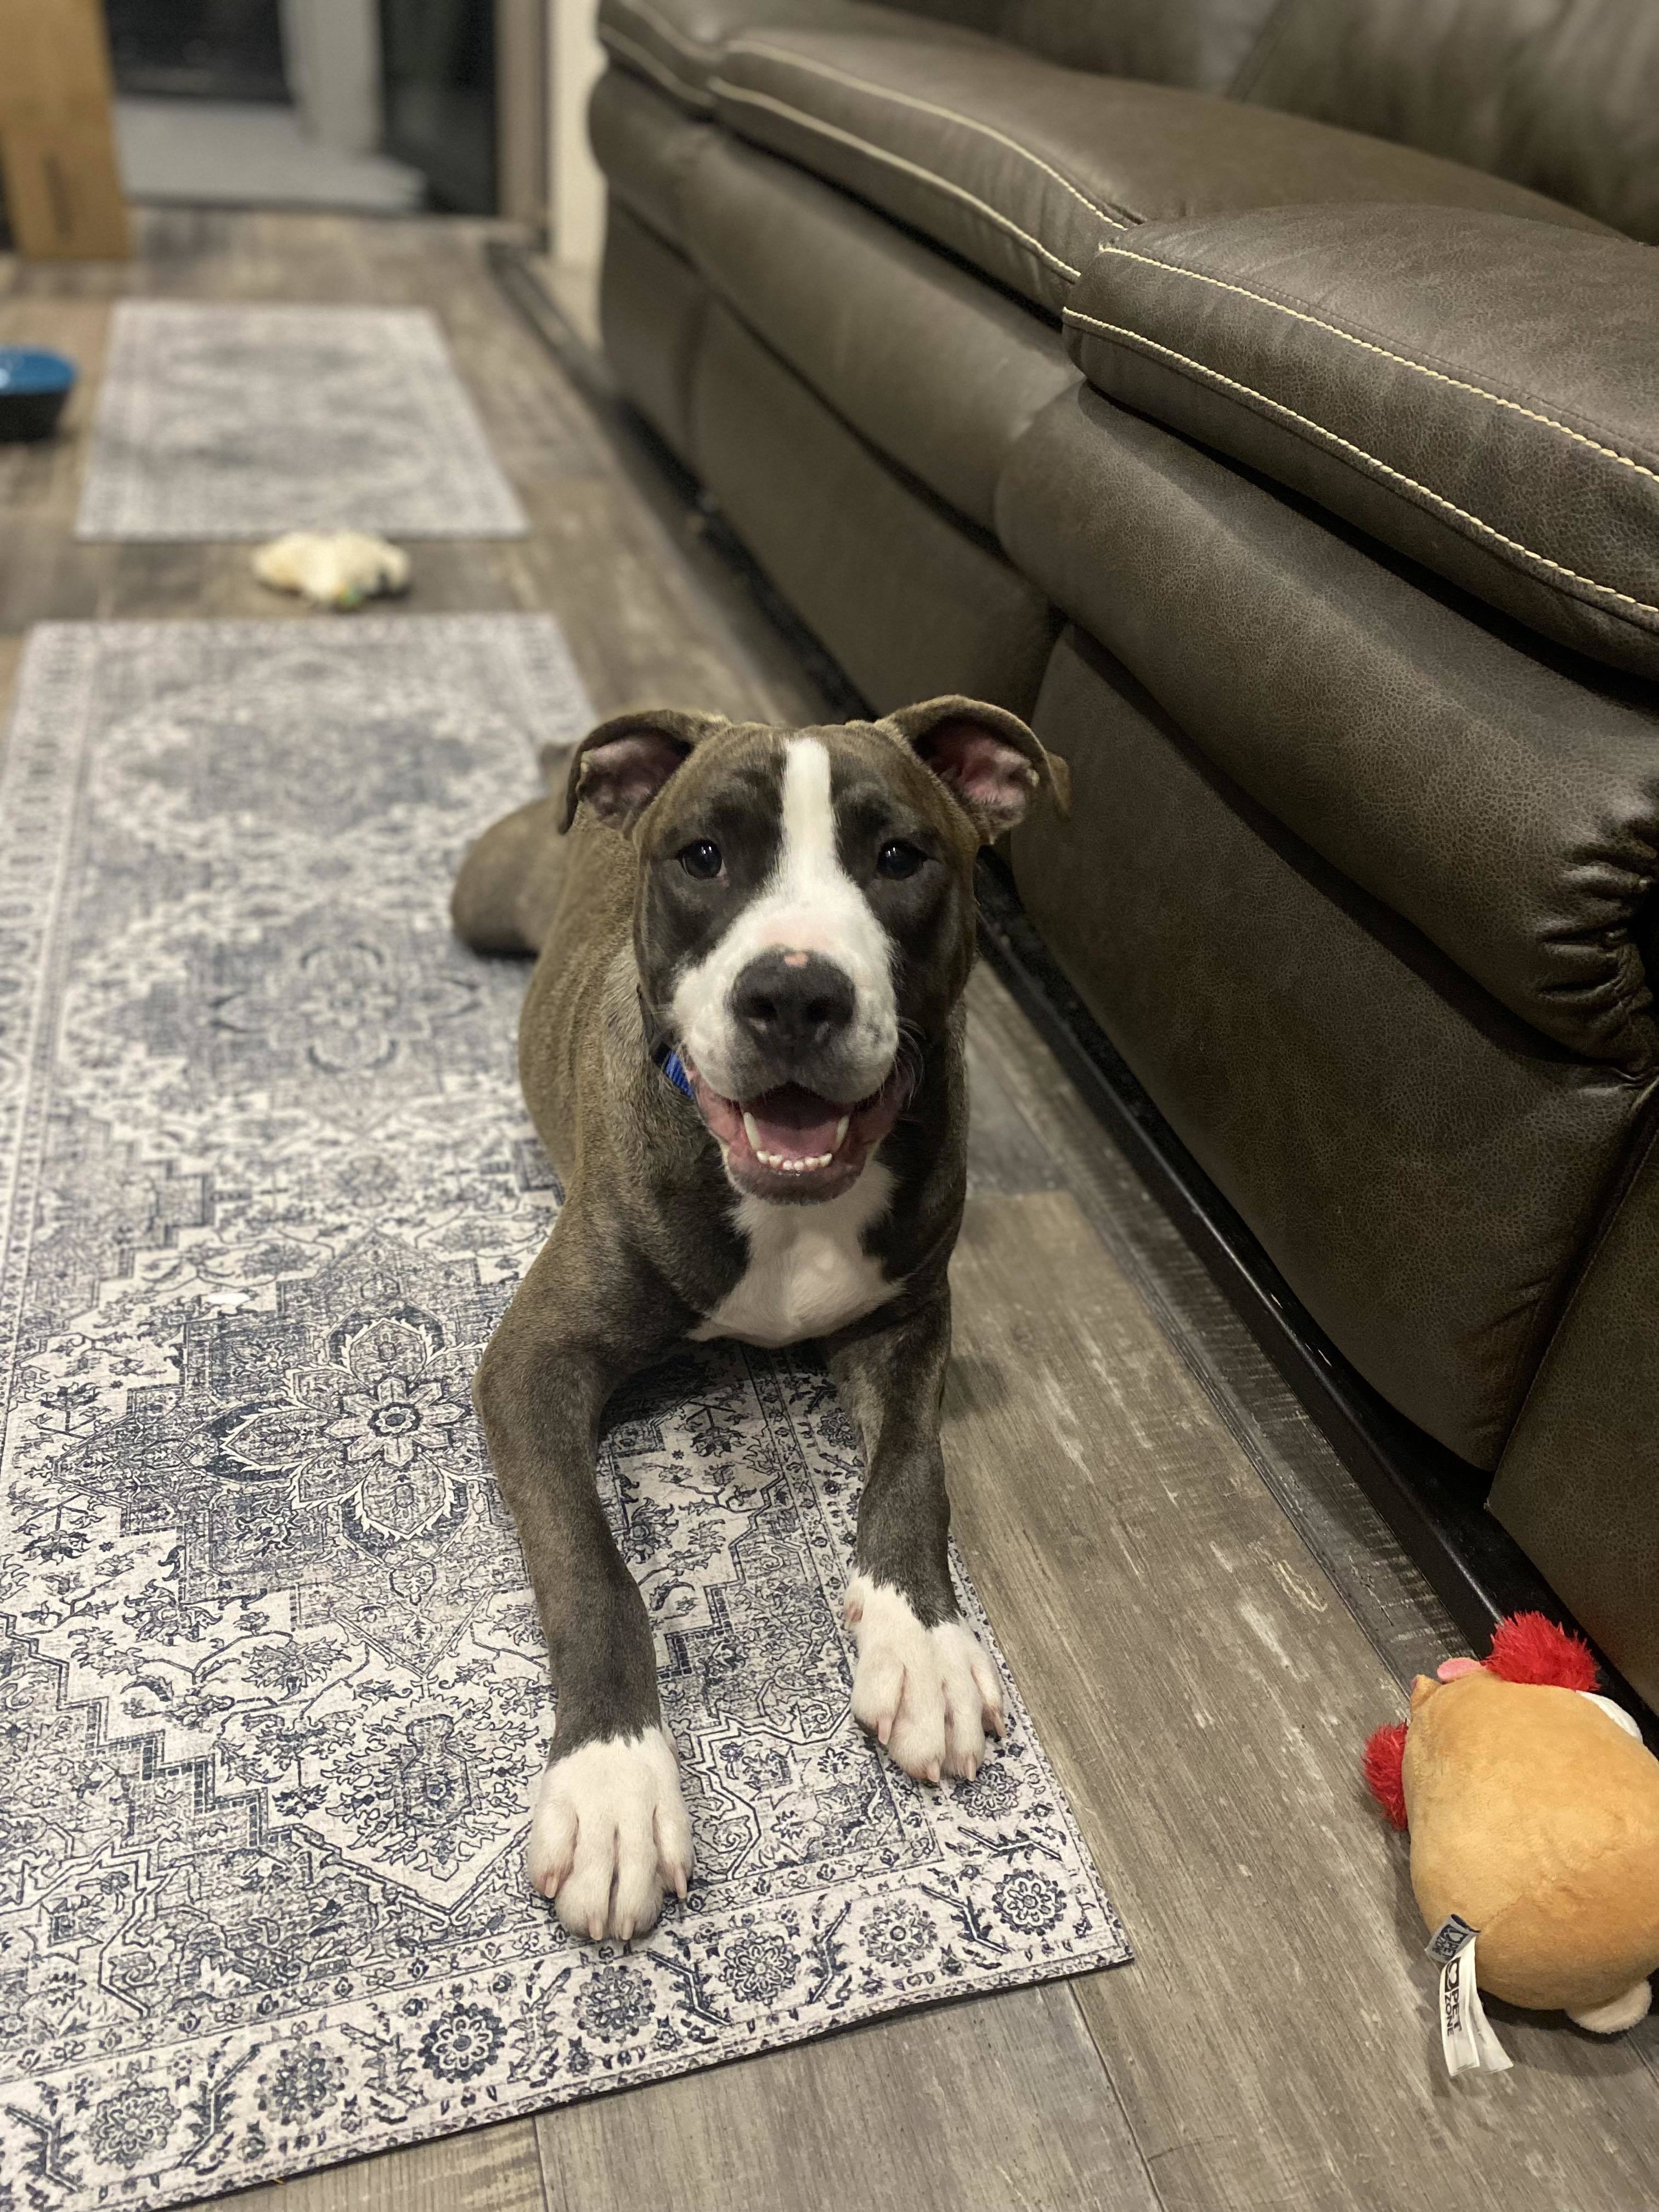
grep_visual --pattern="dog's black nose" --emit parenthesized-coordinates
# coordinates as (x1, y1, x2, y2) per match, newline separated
(732, 950, 855, 1053)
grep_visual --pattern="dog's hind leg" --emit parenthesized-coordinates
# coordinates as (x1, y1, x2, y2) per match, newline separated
(450, 790, 568, 956)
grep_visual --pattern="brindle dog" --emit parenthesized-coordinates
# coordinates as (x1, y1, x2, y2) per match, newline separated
(452, 697, 1068, 1941)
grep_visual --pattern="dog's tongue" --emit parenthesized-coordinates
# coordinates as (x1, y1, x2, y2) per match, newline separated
(743, 1083, 845, 1161)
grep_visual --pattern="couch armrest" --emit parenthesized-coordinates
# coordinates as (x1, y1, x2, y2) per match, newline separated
(1063, 205, 1659, 679)
(1490, 1110, 1659, 1711)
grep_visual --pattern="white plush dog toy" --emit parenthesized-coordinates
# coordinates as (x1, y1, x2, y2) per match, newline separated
(253, 531, 410, 610)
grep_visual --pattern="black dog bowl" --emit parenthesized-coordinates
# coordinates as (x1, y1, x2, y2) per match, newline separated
(0, 348, 76, 441)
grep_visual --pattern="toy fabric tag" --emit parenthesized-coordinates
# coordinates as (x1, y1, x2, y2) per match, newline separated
(1425, 1912, 1479, 1966)
(1427, 1917, 1513, 2075)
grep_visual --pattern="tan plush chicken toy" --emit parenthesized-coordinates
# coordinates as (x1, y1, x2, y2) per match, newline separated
(1364, 1613, 1659, 2072)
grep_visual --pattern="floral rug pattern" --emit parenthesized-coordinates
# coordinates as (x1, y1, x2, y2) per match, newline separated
(76, 304, 528, 541)
(0, 617, 1128, 2210)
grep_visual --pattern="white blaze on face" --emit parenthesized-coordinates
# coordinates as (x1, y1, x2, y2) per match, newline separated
(671, 736, 897, 1096)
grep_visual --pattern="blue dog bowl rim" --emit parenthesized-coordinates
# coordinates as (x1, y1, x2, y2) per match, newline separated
(0, 348, 77, 396)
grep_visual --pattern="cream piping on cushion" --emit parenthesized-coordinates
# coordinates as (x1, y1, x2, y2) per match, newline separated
(600, 23, 714, 107)
(1090, 245, 1659, 482)
(710, 77, 1085, 286)
(728, 41, 1133, 234)
(1064, 306, 1659, 625)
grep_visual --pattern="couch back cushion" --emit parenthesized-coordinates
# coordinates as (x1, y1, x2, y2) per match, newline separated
(1233, 0, 1659, 241)
(892, 0, 1658, 238)
(964, 0, 1282, 92)
(713, 31, 1601, 318)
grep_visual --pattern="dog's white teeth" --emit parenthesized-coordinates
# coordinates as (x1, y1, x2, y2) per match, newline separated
(743, 1109, 845, 1175)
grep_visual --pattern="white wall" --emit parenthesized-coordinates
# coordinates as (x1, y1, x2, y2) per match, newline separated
(548, 0, 606, 264)
(281, 0, 381, 156)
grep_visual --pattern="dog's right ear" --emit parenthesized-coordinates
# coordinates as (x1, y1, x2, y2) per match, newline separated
(558, 708, 727, 833)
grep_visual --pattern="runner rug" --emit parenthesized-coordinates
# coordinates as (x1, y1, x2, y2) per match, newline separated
(75, 303, 527, 541)
(0, 615, 1130, 2209)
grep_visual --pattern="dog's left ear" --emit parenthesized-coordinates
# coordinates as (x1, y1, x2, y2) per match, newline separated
(559, 707, 728, 833)
(884, 696, 1070, 841)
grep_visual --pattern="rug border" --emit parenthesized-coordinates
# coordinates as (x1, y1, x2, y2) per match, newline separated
(132, 1948, 1133, 2212)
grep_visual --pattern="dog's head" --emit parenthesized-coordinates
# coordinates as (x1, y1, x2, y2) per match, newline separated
(561, 697, 1069, 1204)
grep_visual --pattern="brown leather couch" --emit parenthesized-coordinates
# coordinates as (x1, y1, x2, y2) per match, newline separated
(585, 0, 1659, 1703)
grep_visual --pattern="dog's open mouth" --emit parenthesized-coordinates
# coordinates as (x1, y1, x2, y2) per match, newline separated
(685, 1065, 905, 1199)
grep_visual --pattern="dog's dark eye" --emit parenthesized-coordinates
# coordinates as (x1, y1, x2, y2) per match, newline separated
(679, 839, 723, 880)
(876, 840, 925, 880)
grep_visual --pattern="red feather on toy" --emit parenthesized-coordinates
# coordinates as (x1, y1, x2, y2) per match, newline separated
(1485, 1611, 1599, 1692)
(1363, 1722, 1409, 1830)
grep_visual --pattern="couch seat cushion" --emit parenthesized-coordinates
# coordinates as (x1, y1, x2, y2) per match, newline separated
(682, 135, 1075, 527)
(711, 31, 1606, 313)
(997, 385, 1659, 1073)
(1011, 625, 1654, 1468)
(1063, 206, 1659, 680)
(691, 303, 1058, 712)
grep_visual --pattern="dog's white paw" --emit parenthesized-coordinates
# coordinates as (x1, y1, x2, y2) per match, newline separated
(844, 1573, 1006, 1782)
(527, 1726, 693, 1942)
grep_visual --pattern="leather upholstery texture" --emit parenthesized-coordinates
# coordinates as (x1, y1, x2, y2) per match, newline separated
(996, 387, 1659, 1072)
(711, 29, 1605, 313)
(589, 66, 713, 249)
(1490, 1110, 1659, 1708)
(989, 0, 1282, 91)
(1062, 207, 1659, 680)
(690, 302, 1059, 710)
(595, 0, 1284, 111)
(1011, 627, 1655, 1469)
(596, 0, 984, 111)
(599, 204, 709, 465)
(600, 0, 1659, 241)
(1235, 0, 1659, 245)
(682, 136, 1076, 528)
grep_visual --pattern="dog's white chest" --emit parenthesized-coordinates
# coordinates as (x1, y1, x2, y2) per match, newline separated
(691, 1166, 898, 1347)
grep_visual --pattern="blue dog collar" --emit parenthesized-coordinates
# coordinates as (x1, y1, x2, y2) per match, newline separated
(654, 1042, 694, 1099)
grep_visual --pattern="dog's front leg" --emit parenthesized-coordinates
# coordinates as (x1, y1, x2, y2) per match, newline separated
(473, 1218, 693, 1941)
(828, 1285, 1006, 1783)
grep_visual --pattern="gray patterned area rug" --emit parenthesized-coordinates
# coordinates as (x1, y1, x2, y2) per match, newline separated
(0, 616, 1130, 2210)
(76, 303, 528, 541)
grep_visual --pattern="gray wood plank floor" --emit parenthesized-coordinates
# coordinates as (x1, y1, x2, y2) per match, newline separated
(3, 208, 1654, 2212)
